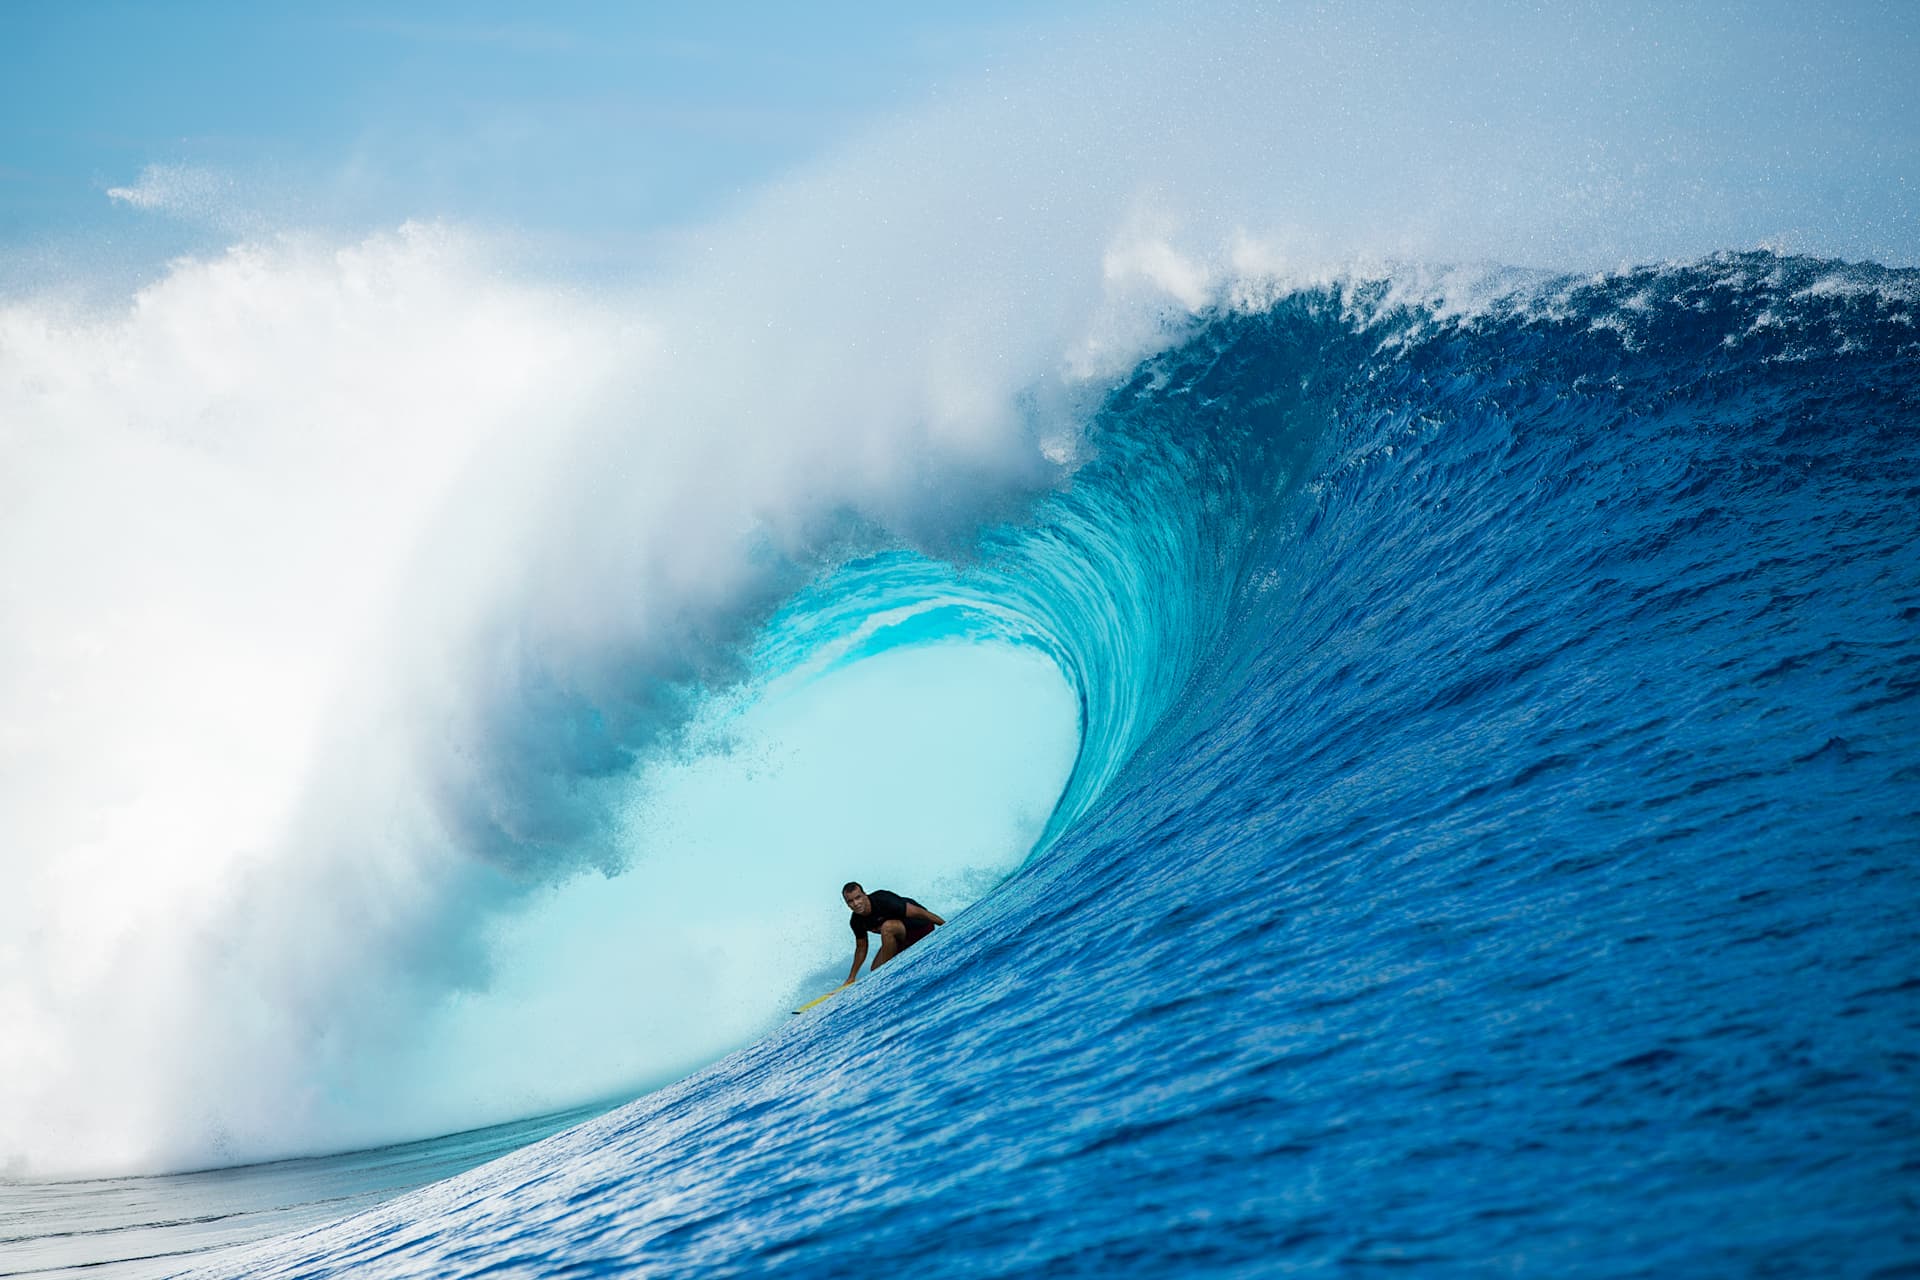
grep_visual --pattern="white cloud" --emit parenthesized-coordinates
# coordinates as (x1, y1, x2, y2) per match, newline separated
(106, 163, 249, 231)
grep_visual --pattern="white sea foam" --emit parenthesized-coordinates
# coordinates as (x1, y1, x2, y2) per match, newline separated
(0, 178, 1211, 1178)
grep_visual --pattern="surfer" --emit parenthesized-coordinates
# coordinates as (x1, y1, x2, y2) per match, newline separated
(841, 881, 945, 985)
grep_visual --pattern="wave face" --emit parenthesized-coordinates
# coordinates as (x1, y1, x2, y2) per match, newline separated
(194, 251, 1920, 1276)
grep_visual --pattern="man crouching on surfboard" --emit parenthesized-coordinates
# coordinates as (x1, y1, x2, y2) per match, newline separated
(841, 881, 945, 985)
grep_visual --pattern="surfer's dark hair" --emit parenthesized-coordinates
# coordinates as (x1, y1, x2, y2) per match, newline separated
(842, 881, 863, 895)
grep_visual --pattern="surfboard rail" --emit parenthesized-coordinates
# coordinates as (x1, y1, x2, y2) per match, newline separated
(791, 985, 848, 1014)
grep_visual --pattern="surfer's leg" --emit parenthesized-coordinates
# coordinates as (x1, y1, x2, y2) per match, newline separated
(872, 919, 907, 968)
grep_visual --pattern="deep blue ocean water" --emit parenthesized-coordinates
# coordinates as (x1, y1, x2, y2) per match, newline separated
(17, 251, 1913, 1277)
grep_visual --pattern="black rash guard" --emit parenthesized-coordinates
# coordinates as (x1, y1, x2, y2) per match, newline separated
(849, 889, 916, 937)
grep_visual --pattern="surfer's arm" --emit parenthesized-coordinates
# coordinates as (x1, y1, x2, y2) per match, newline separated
(905, 903, 945, 927)
(844, 934, 868, 985)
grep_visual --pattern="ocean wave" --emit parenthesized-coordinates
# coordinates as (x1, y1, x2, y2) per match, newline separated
(184, 247, 1920, 1275)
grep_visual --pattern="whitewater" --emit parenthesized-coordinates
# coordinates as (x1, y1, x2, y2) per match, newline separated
(3, 5, 1917, 1277)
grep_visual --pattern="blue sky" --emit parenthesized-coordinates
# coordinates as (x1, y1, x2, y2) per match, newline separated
(2, 2, 1097, 276)
(5, 1, 1918, 284)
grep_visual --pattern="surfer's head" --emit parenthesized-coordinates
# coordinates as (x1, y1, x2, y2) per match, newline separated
(842, 882, 870, 914)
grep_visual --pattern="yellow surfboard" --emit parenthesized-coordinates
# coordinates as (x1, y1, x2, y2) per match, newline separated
(792, 985, 849, 1014)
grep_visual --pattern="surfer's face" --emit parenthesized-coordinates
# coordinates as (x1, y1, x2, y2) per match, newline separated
(843, 888, 870, 914)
